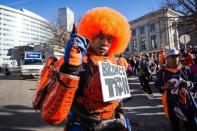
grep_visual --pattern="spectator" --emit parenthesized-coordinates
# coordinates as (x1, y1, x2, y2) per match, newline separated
(138, 53, 155, 98)
(128, 56, 136, 71)
(180, 49, 193, 67)
(155, 48, 196, 131)
(159, 48, 166, 68)
(134, 54, 141, 75)
(191, 57, 197, 83)
(117, 54, 129, 70)
(33, 7, 132, 130)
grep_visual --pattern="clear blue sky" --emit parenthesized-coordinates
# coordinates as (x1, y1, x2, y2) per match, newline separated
(0, 0, 163, 22)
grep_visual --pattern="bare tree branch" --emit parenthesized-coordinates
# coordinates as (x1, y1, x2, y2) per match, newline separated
(178, 0, 195, 15)
(187, 0, 195, 7)
(162, 0, 197, 31)
(45, 24, 71, 54)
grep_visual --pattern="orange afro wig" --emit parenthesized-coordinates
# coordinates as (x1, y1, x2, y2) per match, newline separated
(77, 7, 131, 55)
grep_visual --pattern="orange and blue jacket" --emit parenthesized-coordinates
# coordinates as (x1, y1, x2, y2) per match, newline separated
(155, 64, 193, 117)
(73, 54, 121, 120)
(38, 54, 122, 125)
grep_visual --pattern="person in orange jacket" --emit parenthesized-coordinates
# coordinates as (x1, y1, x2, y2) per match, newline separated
(33, 7, 131, 131)
(159, 48, 166, 68)
(180, 49, 193, 67)
(117, 54, 129, 70)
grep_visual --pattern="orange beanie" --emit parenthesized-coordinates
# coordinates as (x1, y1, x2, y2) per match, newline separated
(78, 7, 131, 55)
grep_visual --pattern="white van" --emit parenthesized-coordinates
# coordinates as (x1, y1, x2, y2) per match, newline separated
(20, 51, 44, 79)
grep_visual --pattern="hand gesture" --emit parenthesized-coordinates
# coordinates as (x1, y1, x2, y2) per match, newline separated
(64, 34, 89, 66)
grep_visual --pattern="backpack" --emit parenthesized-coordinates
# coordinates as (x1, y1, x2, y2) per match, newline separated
(32, 56, 60, 110)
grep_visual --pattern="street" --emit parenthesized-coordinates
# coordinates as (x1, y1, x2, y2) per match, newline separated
(0, 73, 170, 131)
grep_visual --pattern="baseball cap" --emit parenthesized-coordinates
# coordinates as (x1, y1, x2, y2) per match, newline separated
(166, 49, 179, 58)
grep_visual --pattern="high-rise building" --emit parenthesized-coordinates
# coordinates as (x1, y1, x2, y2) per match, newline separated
(58, 7, 74, 32)
(0, 5, 53, 67)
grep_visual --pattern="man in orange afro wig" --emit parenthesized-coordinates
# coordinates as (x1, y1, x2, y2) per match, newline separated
(78, 7, 131, 55)
(37, 7, 132, 131)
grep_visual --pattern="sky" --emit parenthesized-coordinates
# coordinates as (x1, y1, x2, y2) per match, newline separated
(0, 0, 163, 23)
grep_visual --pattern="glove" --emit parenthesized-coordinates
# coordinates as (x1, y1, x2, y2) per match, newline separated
(64, 34, 88, 66)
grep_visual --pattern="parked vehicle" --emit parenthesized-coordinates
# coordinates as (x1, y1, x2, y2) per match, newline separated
(20, 51, 44, 79)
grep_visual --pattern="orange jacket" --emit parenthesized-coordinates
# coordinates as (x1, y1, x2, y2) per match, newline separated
(159, 53, 165, 68)
(162, 91, 168, 118)
(118, 57, 129, 69)
(38, 54, 121, 124)
(185, 53, 193, 67)
(76, 54, 120, 120)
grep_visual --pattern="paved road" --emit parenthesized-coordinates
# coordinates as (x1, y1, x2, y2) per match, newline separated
(126, 78, 170, 131)
(0, 73, 170, 131)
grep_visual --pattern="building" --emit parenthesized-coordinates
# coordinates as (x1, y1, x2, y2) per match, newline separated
(126, 8, 183, 55)
(0, 5, 53, 67)
(58, 7, 74, 32)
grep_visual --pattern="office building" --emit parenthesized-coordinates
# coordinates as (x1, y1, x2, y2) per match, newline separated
(0, 5, 53, 67)
(57, 7, 74, 32)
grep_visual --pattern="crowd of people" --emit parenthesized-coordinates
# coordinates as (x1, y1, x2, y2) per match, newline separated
(123, 46, 196, 79)
(119, 46, 197, 131)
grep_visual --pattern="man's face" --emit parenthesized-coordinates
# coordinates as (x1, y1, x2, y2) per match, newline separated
(166, 55, 179, 67)
(89, 34, 113, 56)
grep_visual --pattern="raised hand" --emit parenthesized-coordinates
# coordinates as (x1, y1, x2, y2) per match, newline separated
(64, 34, 89, 66)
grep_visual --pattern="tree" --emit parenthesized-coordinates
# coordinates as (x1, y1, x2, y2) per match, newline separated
(46, 24, 71, 54)
(162, 0, 197, 34)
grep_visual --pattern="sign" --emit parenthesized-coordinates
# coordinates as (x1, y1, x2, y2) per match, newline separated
(180, 34, 190, 44)
(98, 61, 131, 102)
(25, 52, 41, 59)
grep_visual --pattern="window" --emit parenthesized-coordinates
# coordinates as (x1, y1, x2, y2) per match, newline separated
(151, 35, 157, 49)
(133, 39, 137, 51)
(140, 37, 146, 50)
(140, 26, 145, 34)
(150, 23, 155, 32)
(132, 29, 136, 36)
(3, 58, 10, 60)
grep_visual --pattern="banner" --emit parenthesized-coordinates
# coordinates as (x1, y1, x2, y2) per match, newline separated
(98, 61, 130, 102)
